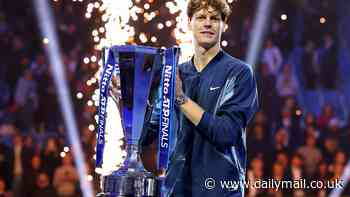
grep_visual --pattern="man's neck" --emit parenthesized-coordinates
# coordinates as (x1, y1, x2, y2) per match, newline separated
(193, 44, 221, 72)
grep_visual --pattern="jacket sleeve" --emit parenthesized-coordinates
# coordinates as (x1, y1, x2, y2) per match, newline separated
(197, 66, 259, 148)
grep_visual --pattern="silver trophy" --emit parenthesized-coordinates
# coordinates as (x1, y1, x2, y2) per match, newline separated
(96, 45, 179, 197)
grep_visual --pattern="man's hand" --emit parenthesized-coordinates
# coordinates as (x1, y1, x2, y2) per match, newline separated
(175, 68, 184, 98)
(175, 67, 204, 126)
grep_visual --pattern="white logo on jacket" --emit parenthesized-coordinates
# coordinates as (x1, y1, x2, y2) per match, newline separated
(209, 86, 221, 91)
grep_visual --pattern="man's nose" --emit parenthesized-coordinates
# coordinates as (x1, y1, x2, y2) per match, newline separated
(203, 17, 212, 27)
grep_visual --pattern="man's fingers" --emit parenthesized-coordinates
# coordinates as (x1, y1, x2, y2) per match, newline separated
(176, 68, 182, 81)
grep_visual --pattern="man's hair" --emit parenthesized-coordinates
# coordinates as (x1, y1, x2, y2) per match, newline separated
(187, 0, 232, 22)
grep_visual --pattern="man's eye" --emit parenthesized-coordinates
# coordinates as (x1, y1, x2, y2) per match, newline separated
(197, 16, 206, 19)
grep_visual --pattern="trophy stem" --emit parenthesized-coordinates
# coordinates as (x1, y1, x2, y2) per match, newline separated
(122, 143, 144, 172)
(99, 143, 157, 197)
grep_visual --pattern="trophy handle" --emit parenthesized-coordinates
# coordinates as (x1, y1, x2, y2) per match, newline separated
(139, 53, 164, 175)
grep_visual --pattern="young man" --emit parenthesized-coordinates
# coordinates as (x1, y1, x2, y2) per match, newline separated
(164, 0, 259, 196)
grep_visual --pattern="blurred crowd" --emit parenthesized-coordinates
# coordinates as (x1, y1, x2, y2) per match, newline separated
(245, 6, 350, 197)
(0, 1, 96, 197)
(0, 1, 349, 197)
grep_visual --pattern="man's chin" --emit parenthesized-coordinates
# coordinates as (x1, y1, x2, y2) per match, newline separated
(198, 42, 217, 50)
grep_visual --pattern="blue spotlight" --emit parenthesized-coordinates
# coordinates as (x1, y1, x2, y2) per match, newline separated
(33, 1, 94, 197)
(245, 0, 275, 69)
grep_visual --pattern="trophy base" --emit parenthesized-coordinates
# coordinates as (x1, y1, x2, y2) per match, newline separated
(98, 169, 158, 197)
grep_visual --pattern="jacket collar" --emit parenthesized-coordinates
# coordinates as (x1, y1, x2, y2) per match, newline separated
(190, 50, 224, 74)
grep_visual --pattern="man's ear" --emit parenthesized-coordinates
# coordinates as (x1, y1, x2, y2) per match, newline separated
(223, 23, 228, 32)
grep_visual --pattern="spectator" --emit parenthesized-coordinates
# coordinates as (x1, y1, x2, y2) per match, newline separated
(285, 154, 305, 197)
(322, 136, 339, 165)
(30, 53, 48, 80)
(251, 111, 269, 129)
(81, 126, 94, 157)
(314, 161, 329, 197)
(303, 113, 317, 129)
(297, 133, 322, 177)
(256, 63, 278, 124)
(261, 38, 283, 77)
(63, 53, 78, 81)
(333, 150, 347, 166)
(279, 109, 292, 132)
(301, 40, 319, 90)
(12, 134, 23, 197)
(304, 125, 319, 142)
(276, 64, 298, 100)
(21, 135, 36, 171)
(22, 154, 42, 197)
(247, 157, 266, 197)
(286, 154, 304, 181)
(31, 53, 51, 130)
(14, 69, 38, 132)
(270, 18, 292, 55)
(278, 97, 303, 150)
(317, 33, 338, 89)
(275, 151, 289, 170)
(7, 36, 29, 90)
(316, 161, 330, 181)
(40, 79, 61, 132)
(0, 178, 11, 197)
(318, 104, 335, 130)
(31, 172, 57, 197)
(268, 162, 285, 196)
(53, 153, 79, 197)
(0, 136, 13, 191)
(330, 163, 344, 181)
(274, 127, 289, 153)
(322, 117, 342, 141)
(247, 124, 271, 162)
(41, 137, 61, 181)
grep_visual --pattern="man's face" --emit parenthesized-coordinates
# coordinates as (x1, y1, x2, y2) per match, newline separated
(189, 6, 225, 49)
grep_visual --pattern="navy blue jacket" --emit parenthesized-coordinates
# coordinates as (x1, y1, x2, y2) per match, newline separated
(164, 50, 259, 197)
